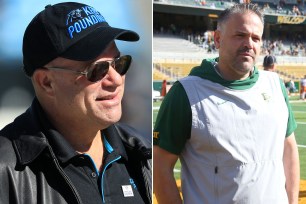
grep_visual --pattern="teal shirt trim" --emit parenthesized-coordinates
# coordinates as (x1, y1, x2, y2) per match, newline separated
(103, 136, 114, 153)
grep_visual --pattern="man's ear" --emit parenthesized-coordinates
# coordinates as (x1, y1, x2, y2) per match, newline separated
(32, 69, 55, 97)
(214, 30, 221, 49)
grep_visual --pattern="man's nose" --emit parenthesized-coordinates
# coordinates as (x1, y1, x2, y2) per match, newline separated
(101, 66, 124, 87)
(243, 37, 253, 49)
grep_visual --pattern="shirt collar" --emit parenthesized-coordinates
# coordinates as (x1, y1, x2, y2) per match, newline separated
(34, 102, 77, 163)
(35, 102, 128, 163)
(189, 57, 259, 90)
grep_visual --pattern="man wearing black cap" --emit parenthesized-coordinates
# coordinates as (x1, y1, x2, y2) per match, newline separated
(263, 54, 277, 71)
(0, 2, 151, 204)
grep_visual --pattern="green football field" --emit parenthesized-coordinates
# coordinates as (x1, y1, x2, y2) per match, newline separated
(153, 97, 306, 180)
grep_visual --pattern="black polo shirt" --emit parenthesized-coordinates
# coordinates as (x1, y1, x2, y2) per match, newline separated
(44, 128, 146, 204)
(40, 122, 145, 204)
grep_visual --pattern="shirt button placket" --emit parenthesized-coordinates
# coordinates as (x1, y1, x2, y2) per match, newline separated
(91, 172, 97, 178)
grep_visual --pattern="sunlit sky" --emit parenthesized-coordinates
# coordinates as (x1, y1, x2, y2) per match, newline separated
(0, 0, 151, 61)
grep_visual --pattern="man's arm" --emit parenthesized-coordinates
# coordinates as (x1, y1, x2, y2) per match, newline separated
(153, 146, 182, 204)
(283, 133, 300, 204)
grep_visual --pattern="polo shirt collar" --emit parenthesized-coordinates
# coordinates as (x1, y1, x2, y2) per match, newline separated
(103, 125, 128, 161)
(34, 101, 128, 163)
(34, 101, 77, 163)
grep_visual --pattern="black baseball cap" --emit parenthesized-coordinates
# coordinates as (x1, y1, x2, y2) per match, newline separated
(263, 55, 277, 67)
(23, 2, 139, 76)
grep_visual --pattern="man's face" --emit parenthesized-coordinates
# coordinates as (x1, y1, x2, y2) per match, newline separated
(48, 42, 125, 129)
(214, 12, 263, 80)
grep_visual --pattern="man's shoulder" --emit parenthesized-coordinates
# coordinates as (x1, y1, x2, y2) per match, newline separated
(0, 134, 15, 152)
(180, 75, 202, 81)
(0, 107, 41, 167)
(112, 123, 151, 160)
(114, 123, 151, 148)
(0, 124, 18, 167)
(258, 70, 281, 81)
(258, 69, 277, 76)
(0, 123, 16, 148)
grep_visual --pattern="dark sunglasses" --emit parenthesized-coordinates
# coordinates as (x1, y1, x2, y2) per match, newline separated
(43, 55, 132, 82)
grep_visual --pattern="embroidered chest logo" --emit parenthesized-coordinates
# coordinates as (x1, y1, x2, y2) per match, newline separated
(261, 93, 271, 102)
(121, 185, 134, 197)
(121, 178, 137, 197)
(66, 6, 106, 39)
(153, 131, 159, 139)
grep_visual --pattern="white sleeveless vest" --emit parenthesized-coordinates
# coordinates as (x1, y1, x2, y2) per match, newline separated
(179, 71, 289, 204)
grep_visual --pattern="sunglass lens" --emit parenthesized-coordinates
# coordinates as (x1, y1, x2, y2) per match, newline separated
(87, 62, 109, 82)
(115, 55, 132, 75)
(86, 55, 132, 82)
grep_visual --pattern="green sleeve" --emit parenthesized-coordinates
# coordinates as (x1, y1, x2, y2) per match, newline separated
(279, 79, 297, 137)
(153, 81, 192, 155)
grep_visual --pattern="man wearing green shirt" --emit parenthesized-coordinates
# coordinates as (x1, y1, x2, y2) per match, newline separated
(153, 3, 300, 204)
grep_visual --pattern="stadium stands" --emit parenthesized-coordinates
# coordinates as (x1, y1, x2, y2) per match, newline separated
(154, 35, 204, 53)
(155, 0, 306, 16)
(154, 35, 306, 81)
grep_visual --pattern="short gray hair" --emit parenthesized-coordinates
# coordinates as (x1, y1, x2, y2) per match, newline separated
(217, 3, 264, 30)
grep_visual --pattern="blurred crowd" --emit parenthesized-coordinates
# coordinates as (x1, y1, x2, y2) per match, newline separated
(154, 24, 306, 56)
(155, 0, 306, 16)
(262, 39, 306, 56)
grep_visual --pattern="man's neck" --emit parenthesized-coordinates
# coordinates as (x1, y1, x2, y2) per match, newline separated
(49, 115, 105, 170)
(216, 62, 253, 81)
(75, 131, 104, 171)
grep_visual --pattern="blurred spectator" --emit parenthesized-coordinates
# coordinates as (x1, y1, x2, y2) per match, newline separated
(279, 0, 285, 8)
(263, 55, 277, 72)
(300, 75, 306, 100)
(170, 23, 177, 35)
(161, 80, 167, 97)
(292, 5, 301, 15)
(263, 3, 270, 12)
(202, 30, 209, 48)
(288, 80, 297, 95)
(276, 4, 283, 12)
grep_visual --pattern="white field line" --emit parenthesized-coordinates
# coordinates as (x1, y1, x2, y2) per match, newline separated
(153, 107, 160, 110)
(293, 111, 306, 113)
(290, 100, 306, 103)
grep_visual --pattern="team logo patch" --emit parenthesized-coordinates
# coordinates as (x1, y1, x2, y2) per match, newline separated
(121, 185, 134, 197)
(66, 9, 83, 24)
(129, 178, 137, 189)
(261, 92, 271, 102)
(66, 6, 106, 39)
(153, 132, 159, 139)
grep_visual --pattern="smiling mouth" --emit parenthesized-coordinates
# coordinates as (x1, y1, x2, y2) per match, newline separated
(96, 93, 118, 101)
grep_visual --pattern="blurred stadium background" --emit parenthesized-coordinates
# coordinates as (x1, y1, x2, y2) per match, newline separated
(0, 0, 152, 139)
(153, 0, 306, 203)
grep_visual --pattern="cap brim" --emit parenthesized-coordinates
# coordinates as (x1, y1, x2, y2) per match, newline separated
(61, 26, 139, 61)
